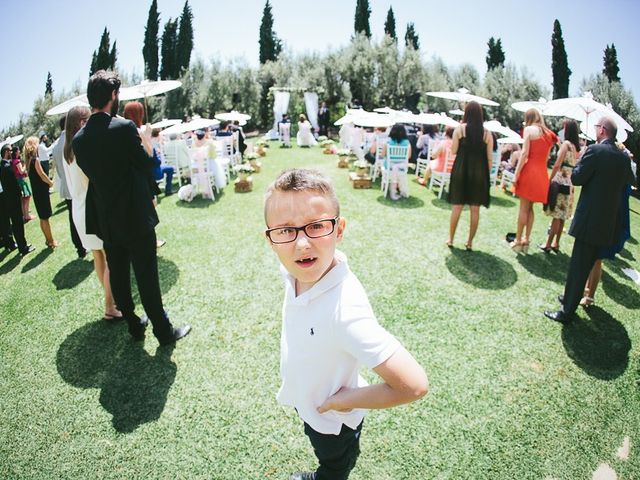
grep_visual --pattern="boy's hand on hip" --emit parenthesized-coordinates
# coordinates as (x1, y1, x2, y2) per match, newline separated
(317, 387, 354, 414)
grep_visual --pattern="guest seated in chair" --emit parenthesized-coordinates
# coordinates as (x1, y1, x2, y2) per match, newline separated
(381, 124, 412, 200)
(150, 129, 175, 195)
(419, 126, 454, 185)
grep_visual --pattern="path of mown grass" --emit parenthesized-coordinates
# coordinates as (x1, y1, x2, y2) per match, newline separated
(1, 142, 639, 479)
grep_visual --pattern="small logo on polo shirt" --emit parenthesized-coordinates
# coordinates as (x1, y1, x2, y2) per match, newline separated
(310, 328, 314, 336)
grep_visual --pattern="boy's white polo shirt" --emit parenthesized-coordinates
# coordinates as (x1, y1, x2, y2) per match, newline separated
(277, 251, 400, 435)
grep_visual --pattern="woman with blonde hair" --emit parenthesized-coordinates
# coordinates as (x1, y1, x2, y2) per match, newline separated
(511, 108, 558, 253)
(24, 136, 58, 247)
(64, 106, 121, 321)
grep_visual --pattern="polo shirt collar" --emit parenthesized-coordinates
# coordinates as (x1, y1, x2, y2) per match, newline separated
(284, 251, 349, 305)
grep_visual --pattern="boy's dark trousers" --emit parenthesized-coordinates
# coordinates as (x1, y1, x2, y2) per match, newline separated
(304, 421, 363, 480)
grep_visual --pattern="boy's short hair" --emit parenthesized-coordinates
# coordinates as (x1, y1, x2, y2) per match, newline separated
(264, 169, 340, 221)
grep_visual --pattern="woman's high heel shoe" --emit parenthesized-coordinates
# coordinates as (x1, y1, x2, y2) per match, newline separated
(510, 241, 525, 253)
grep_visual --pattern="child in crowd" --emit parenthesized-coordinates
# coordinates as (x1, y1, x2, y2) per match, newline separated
(264, 169, 428, 480)
(10, 146, 33, 221)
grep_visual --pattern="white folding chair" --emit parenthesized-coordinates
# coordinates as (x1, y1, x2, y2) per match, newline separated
(232, 131, 242, 165)
(163, 140, 191, 188)
(370, 135, 387, 182)
(489, 150, 500, 186)
(415, 140, 438, 178)
(381, 144, 410, 198)
(501, 170, 516, 193)
(189, 146, 215, 200)
(429, 151, 455, 199)
(279, 123, 291, 147)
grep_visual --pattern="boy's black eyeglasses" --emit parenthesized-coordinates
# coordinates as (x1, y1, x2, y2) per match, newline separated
(266, 217, 339, 244)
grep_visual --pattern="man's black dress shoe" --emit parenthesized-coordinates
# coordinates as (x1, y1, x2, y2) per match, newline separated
(4, 243, 17, 252)
(159, 324, 192, 346)
(544, 310, 572, 324)
(130, 316, 149, 341)
(19, 245, 35, 256)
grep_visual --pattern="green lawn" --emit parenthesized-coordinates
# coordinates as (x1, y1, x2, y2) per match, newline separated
(1, 142, 639, 479)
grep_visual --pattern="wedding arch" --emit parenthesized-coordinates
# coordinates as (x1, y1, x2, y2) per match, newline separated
(266, 86, 324, 140)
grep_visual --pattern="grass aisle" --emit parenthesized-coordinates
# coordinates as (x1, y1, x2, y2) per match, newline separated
(1, 142, 639, 479)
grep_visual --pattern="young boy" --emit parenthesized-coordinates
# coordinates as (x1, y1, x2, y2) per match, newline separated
(264, 169, 428, 480)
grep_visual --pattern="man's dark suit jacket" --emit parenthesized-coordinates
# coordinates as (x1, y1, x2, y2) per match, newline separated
(569, 139, 634, 247)
(72, 113, 158, 246)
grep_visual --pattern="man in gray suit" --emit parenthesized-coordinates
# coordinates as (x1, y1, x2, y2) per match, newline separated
(545, 116, 634, 323)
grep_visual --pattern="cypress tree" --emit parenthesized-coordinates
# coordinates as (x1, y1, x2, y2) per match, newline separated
(259, 0, 282, 64)
(176, 1, 194, 75)
(603, 44, 620, 82)
(551, 19, 571, 99)
(486, 37, 505, 70)
(384, 6, 396, 40)
(404, 23, 419, 50)
(45, 72, 53, 96)
(90, 28, 117, 75)
(143, 0, 160, 80)
(354, 0, 371, 38)
(160, 18, 178, 79)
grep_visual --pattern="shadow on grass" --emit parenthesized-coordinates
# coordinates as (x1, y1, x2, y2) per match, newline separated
(131, 256, 180, 304)
(431, 197, 451, 211)
(601, 269, 640, 310)
(516, 251, 570, 284)
(489, 194, 516, 208)
(445, 249, 517, 290)
(21, 248, 53, 273)
(0, 252, 21, 275)
(627, 235, 638, 245)
(175, 196, 216, 209)
(52, 258, 94, 290)
(619, 247, 635, 262)
(376, 195, 424, 209)
(56, 321, 177, 433)
(561, 306, 630, 380)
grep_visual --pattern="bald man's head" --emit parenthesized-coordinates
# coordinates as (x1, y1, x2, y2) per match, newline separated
(600, 116, 617, 141)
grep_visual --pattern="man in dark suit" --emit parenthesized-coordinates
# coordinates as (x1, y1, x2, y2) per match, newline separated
(0, 144, 33, 255)
(545, 117, 634, 323)
(73, 70, 191, 345)
(318, 102, 330, 137)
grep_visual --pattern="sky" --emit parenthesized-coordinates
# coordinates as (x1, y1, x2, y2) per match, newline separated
(1, 0, 639, 131)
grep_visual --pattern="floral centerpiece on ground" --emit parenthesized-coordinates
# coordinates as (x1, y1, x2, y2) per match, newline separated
(233, 163, 255, 181)
(320, 139, 336, 154)
(255, 139, 269, 156)
(245, 152, 262, 173)
(317, 135, 328, 144)
(336, 148, 351, 168)
(353, 159, 369, 177)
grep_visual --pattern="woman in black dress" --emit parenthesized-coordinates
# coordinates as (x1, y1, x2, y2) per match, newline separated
(447, 101, 493, 250)
(24, 136, 57, 248)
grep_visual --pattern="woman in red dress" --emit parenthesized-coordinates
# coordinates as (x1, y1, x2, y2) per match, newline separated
(511, 108, 558, 253)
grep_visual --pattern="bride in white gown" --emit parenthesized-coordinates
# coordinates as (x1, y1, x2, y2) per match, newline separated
(296, 114, 317, 147)
(63, 106, 121, 321)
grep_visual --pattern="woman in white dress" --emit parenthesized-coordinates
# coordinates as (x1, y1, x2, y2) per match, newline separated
(296, 114, 317, 147)
(63, 106, 121, 321)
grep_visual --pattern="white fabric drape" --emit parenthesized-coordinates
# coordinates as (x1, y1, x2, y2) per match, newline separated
(267, 91, 291, 139)
(304, 92, 319, 132)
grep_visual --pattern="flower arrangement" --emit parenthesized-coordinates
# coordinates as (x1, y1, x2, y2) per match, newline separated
(336, 148, 351, 157)
(245, 152, 260, 161)
(320, 139, 336, 154)
(320, 139, 334, 147)
(317, 135, 328, 143)
(234, 163, 255, 175)
(354, 159, 369, 177)
(255, 139, 269, 148)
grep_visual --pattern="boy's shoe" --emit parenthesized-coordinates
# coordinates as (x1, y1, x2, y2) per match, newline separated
(289, 473, 315, 480)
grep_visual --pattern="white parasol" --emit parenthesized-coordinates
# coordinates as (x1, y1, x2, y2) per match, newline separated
(511, 98, 548, 113)
(580, 111, 628, 143)
(497, 136, 524, 145)
(0, 134, 24, 148)
(46, 94, 90, 116)
(352, 111, 395, 128)
(119, 79, 182, 122)
(373, 106, 397, 114)
(334, 109, 366, 126)
(484, 120, 521, 138)
(160, 116, 220, 136)
(543, 92, 633, 134)
(414, 112, 459, 128)
(149, 118, 182, 130)
(449, 109, 464, 116)
(214, 110, 251, 122)
(426, 88, 499, 106)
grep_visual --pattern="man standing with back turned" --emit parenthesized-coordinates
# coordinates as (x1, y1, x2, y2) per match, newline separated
(73, 70, 191, 345)
(544, 116, 634, 323)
